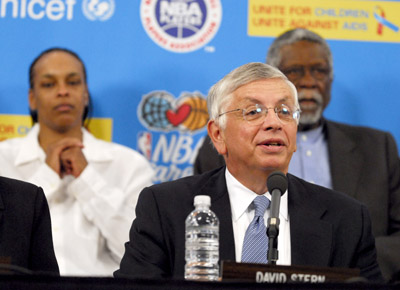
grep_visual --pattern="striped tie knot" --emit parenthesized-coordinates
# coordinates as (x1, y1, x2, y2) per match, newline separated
(254, 195, 270, 217)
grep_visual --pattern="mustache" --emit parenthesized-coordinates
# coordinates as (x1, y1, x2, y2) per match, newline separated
(298, 91, 323, 106)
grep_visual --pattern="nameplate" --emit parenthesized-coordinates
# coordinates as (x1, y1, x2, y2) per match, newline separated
(221, 261, 360, 283)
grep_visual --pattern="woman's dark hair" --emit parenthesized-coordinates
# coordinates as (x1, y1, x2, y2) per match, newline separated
(29, 47, 92, 127)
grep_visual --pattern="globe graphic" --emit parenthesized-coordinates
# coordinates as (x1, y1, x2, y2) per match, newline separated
(141, 94, 172, 129)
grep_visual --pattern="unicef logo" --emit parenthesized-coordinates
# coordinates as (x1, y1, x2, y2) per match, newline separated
(141, 0, 222, 53)
(82, 0, 115, 21)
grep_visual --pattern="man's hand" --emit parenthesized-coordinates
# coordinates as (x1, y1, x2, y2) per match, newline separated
(45, 138, 87, 178)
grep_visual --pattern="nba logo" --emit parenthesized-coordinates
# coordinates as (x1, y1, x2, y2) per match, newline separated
(140, 0, 222, 53)
(137, 131, 152, 160)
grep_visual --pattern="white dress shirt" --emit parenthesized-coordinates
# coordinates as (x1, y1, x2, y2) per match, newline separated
(225, 168, 291, 266)
(0, 124, 154, 276)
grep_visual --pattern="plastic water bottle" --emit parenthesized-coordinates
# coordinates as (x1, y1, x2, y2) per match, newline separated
(184, 195, 220, 281)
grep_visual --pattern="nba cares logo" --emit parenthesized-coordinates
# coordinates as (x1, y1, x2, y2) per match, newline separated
(140, 0, 222, 53)
(138, 91, 209, 132)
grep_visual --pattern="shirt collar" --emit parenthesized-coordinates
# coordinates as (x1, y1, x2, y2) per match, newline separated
(297, 125, 324, 144)
(15, 124, 44, 166)
(81, 128, 114, 162)
(226, 168, 288, 222)
(14, 124, 113, 166)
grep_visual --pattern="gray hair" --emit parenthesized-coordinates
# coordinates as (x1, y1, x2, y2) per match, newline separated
(266, 28, 333, 79)
(208, 62, 299, 129)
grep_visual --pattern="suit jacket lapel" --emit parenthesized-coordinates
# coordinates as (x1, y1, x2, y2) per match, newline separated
(326, 121, 362, 198)
(192, 171, 338, 267)
(195, 168, 236, 262)
(288, 174, 333, 267)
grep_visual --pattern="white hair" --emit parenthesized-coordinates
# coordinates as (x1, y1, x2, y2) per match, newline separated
(208, 62, 299, 129)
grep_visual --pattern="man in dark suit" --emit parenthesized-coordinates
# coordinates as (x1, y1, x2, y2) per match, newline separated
(0, 176, 59, 274)
(115, 62, 382, 282)
(194, 28, 400, 281)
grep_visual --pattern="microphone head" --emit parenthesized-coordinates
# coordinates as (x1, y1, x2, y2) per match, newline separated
(267, 171, 288, 195)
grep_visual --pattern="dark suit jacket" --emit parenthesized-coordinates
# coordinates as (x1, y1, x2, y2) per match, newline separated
(0, 176, 59, 274)
(115, 168, 382, 282)
(194, 119, 400, 281)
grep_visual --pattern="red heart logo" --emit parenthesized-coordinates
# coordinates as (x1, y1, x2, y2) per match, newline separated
(166, 104, 191, 126)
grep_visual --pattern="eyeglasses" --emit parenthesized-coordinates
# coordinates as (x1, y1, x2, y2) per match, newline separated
(281, 66, 330, 81)
(218, 103, 301, 125)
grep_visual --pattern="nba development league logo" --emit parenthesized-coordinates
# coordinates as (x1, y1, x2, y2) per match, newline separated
(140, 0, 222, 53)
(82, 0, 115, 21)
(137, 91, 209, 182)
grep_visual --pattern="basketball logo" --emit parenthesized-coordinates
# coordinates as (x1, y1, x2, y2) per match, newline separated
(138, 91, 209, 132)
(140, 0, 222, 53)
(180, 95, 208, 131)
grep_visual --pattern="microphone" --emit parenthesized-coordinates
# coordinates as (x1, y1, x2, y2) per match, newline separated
(267, 171, 288, 220)
(266, 171, 288, 265)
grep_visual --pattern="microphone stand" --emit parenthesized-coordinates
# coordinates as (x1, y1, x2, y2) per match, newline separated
(267, 217, 279, 265)
(267, 189, 282, 265)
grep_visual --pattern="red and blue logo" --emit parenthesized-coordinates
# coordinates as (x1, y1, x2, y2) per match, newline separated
(374, 6, 399, 35)
(138, 91, 209, 132)
(140, 0, 222, 53)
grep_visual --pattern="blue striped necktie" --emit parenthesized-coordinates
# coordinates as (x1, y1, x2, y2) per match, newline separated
(241, 195, 270, 264)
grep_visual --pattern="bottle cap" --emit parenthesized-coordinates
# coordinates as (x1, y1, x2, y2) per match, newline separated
(194, 195, 211, 207)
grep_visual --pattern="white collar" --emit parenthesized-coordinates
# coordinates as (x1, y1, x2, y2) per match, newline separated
(15, 124, 43, 166)
(225, 168, 289, 222)
(14, 124, 114, 166)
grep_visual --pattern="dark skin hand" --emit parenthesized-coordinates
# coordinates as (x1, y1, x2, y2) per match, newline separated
(45, 137, 88, 178)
